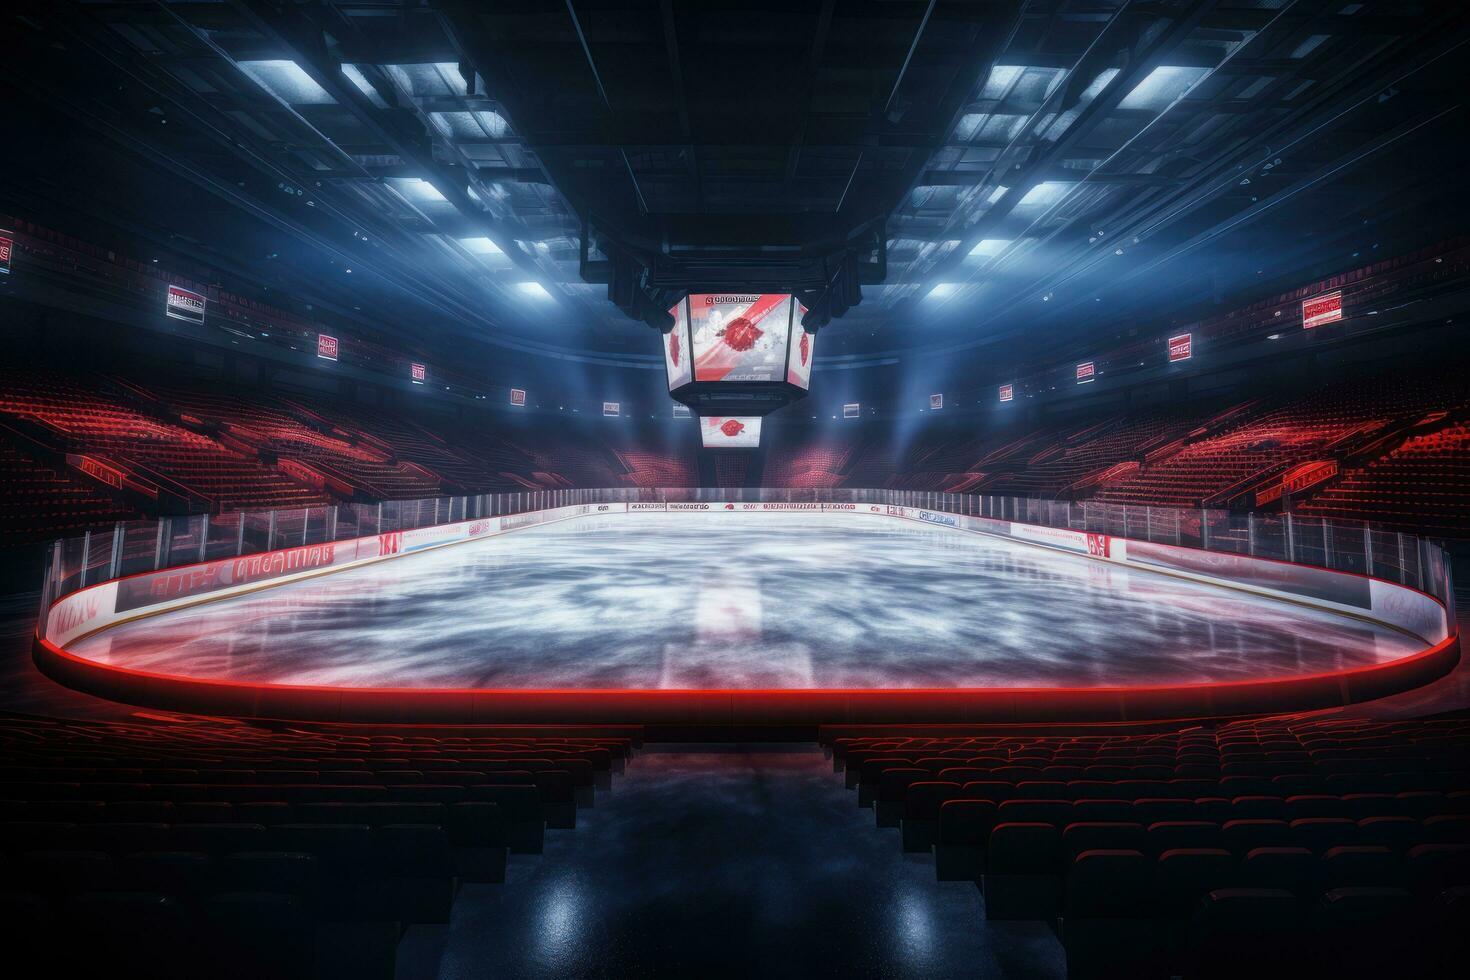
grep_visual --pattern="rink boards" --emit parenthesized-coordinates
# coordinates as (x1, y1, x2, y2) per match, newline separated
(35, 500, 1459, 727)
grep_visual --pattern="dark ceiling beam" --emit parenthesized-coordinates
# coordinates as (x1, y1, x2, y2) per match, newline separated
(0, 20, 466, 339)
(782, 0, 834, 189)
(563, 0, 650, 215)
(918, 169, 1182, 187)
(1043, 104, 1461, 325)
(658, 0, 701, 210)
(405, 95, 509, 113)
(907, 0, 1467, 359)
(332, 164, 550, 184)
(952, 0, 1390, 309)
(922, 0, 1220, 284)
(220, 0, 570, 300)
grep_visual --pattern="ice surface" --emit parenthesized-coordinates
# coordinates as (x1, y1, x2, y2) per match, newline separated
(69, 513, 1422, 690)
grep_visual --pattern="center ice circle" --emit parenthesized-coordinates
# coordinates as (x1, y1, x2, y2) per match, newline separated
(66, 512, 1422, 690)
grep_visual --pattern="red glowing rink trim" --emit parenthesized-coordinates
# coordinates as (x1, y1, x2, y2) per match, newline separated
(33, 503, 1458, 727)
(32, 633, 1460, 727)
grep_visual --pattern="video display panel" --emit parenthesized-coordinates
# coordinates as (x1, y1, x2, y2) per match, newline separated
(664, 298, 693, 391)
(786, 301, 815, 389)
(691, 294, 792, 382)
(700, 416, 762, 448)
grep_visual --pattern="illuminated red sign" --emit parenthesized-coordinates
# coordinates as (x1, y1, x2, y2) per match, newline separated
(510, 388, 526, 406)
(316, 333, 339, 361)
(0, 229, 13, 275)
(410, 362, 426, 384)
(165, 284, 207, 324)
(999, 384, 1013, 403)
(75, 456, 126, 490)
(1302, 290, 1343, 328)
(1076, 361, 1096, 384)
(1168, 333, 1193, 362)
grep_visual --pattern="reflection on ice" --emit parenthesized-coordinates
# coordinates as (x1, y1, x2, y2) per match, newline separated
(69, 513, 1423, 690)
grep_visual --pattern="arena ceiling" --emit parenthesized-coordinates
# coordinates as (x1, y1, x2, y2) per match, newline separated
(4, 1, 1468, 371)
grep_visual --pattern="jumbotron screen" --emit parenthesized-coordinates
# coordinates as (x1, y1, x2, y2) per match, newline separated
(664, 298, 693, 390)
(700, 416, 762, 448)
(786, 300, 814, 389)
(665, 294, 815, 391)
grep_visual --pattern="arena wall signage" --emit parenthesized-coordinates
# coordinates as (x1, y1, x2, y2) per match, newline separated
(1302, 290, 1343, 328)
(509, 388, 526, 406)
(930, 394, 943, 410)
(1075, 361, 1096, 384)
(1168, 333, 1193, 362)
(0, 228, 13, 275)
(410, 362, 427, 385)
(316, 333, 339, 361)
(165, 284, 207, 324)
(603, 401, 620, 417)
(999, 384, 1013, 403)
(843, 403, 860, 419)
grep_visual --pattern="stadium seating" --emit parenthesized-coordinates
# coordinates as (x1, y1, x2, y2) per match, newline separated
(824, 718, 1470, 978)
(1093, 369, 1470, 508)
(2, 359, 1468, 552)
(981, 411, 1201, 497)
(1295, 422, 1470, 534)
(0, 713, 639, 978)
(285, 397, 519, 492)
(0, 441, 135, 545)
(0, 373, 330, 513)
(147, 386, 446, 500)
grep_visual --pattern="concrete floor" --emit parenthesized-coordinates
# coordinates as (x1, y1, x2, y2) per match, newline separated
(430, 744, 1066, 980)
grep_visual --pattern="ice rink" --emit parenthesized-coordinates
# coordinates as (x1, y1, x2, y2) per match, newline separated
(68, 512, 1423, 690)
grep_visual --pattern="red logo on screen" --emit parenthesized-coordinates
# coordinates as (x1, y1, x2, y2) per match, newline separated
(799, 332, 810, 366)
(0, 237, 11, 264)
(410, 362, 426, 383)
(722, 316, 763, 352)
(1086, 533, 1111, 558)
(1168, 334, 1192, 362)
(725, 503, 735, 510)
(668, 329, 681, 366)
(317, 334, 339, 360)
(720, 419, 745, 437)
(378, 532, 403, 556)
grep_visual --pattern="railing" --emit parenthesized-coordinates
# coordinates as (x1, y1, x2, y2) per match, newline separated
(40, 487, 1456, 629)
